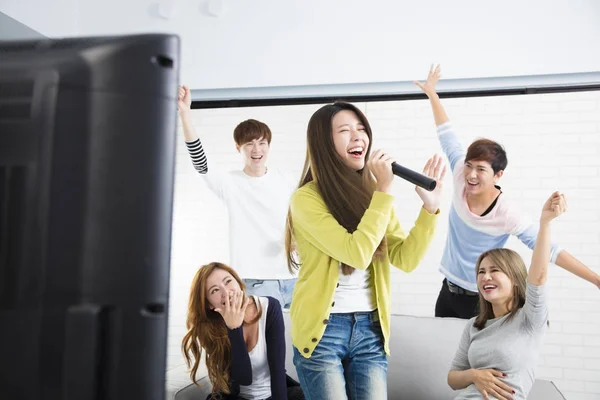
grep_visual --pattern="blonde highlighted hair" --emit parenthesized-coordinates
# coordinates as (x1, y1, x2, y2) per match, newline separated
(181, 262, 261, 393)
(474, 248, 527, 330)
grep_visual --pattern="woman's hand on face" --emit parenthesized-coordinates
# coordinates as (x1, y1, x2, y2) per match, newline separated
(214, 290, 250, 330)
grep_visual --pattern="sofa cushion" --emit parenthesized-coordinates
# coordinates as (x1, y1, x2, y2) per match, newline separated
(170, 312, 565, 399)
(388, 314, 466, 399)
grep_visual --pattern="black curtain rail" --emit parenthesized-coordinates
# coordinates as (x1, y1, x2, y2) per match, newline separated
(190, 73, 600, 109)
(191, 84, 600, 109)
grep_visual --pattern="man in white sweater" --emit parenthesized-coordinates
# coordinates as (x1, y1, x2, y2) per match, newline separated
(177, 85, 296, 307)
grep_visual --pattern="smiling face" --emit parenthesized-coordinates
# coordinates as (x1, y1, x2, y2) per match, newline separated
(477, 256, 514, 306)
(331, 109, 370, 171)
(205, 267, 243, 310)
(237, 137, 270, 171)
(463, 159, 503, 196)
(464, 139, 507, 197)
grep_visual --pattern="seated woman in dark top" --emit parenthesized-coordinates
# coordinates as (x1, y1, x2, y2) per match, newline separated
(182, 262, 303, 400)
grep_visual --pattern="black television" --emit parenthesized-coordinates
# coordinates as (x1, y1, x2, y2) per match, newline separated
(0, 34, 179, 399)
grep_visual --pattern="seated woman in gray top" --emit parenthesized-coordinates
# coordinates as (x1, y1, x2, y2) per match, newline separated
(448, 191, 567, 400)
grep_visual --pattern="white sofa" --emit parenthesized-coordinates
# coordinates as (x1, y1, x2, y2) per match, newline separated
(167, 312, 565, 399)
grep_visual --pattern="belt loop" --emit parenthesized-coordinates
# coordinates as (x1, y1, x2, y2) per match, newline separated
(372, 310, 379, 322)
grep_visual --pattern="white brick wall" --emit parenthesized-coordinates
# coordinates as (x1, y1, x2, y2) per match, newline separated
(167, 92, 600, 398)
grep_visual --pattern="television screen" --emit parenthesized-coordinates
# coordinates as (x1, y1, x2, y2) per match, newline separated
(0, 33, 179, 400)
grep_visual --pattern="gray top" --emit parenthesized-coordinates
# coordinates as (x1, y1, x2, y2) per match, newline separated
(451, 282, 548, 400)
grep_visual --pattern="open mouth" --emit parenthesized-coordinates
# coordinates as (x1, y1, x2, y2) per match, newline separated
(250, 155, 263, 160)
(348, 146, 364, 158)
(482, 284, 497, 292)
(466, 180, 479, 188)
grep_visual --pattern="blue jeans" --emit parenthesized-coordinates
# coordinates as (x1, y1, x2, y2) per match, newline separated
(293, 311, 387, 400)
(243, 278, 297, 309)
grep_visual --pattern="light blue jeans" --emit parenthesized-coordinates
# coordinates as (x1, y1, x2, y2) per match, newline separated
(243, 278, 297, 309)
(293, 311, 387, 400)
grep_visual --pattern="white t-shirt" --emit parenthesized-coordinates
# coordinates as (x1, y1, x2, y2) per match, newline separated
(239, 296, 271, 400)
(202, 168, 296, 280)
(332, 263, 376, 313)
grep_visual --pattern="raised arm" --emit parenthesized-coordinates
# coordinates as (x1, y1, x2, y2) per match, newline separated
(555, 250, 600, 289)
(519, 192, 567, 331)
(386, 154, 444, 271)
(178, 85, 231, 199)
(528, 192, 567, 286)
(512, 193, 599, 288)
(414, 64, 449, 126)
(415, 65, 465, 171)
(178, 85, 207, 174)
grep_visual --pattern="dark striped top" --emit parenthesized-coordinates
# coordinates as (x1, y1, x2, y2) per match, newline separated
(185, 138, 208, 174)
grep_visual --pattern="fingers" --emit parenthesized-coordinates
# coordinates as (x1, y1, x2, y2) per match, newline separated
(422, 157, 433, 175)
(417, 64, 442, 93)
(379, 153, 395, 164)
(369, 149, 394, 164)
(232, 291, 239, 310)
(488, 387, 512, 400)
(556, 193, 567, 213)
(370, 149, 383, 161)
(495, 379, 515, 396)
(431, 154, 444, 178)
(423, 154, 446, 181)
(236, 291, 243, 310)
(488, 370, 513, 400)
(427, 64, 441, 79)
(225, 291, 233, 311)
(549, 192, 568, 215)
(229, 291, 249, 313)
(482, 391, 490, 400)
(241, 296, 251, 313)
(178, 85, 191, 104)
(438, 163, 447, 182)
(489, 369, 505, 377)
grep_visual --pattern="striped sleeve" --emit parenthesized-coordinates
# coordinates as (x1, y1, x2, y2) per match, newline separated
(185, 139, 208, 174)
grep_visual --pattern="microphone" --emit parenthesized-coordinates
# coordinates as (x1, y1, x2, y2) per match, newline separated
(391, 162, 437, 191)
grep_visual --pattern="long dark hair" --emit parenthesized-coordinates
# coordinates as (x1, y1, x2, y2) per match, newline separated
(285, 102, 386, 275)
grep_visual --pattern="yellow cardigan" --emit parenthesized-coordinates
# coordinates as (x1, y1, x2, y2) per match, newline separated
(289, 181, 438, 358)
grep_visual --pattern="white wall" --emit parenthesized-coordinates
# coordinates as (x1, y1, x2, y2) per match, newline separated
(2, 0, 600, 96)
(168, 91, 600, 399)
(0, 11, 45, 40)
(0, 0, 78, 37)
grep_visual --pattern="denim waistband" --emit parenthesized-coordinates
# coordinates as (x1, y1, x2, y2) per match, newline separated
(329, 309, 379, 322)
